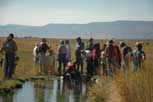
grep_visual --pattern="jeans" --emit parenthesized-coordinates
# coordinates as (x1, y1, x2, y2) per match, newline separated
(4, 53, 15, 79)
(86, 59, 94, 77)
(57, 54, 66, 74)
(76, 57, 84, 73)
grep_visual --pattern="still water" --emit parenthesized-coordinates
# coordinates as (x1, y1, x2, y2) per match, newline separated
(0, 79, 89, 102)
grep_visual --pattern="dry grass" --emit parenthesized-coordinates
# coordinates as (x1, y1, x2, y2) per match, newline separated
(88, 41, 153, 102)
(88, 77, 124, 102)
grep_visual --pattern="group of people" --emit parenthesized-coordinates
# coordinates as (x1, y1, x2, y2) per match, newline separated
(0, 33, 146, 80)
(33, 38, 71, 75)
(33, 36, 146, 79)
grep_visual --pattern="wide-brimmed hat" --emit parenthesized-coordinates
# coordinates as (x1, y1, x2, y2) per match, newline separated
(120, 41, 126, 47)
(59, 40, 64, 44)
(135, 42, 142, 48)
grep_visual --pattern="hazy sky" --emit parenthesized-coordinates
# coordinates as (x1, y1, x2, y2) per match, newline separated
(0, 0, 153, 25)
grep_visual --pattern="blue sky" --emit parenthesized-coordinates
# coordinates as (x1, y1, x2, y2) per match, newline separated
(0, 0, 153, 25)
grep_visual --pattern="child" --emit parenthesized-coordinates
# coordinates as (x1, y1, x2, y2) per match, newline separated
(46, 48, 56, 75)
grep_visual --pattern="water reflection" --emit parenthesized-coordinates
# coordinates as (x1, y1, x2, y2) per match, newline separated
(0, 79, 88, 102)
(34, 81, 46, 102)
(14, 82, 35, 102)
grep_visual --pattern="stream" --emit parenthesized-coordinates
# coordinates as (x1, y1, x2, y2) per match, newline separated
(0, 79, 90, 102)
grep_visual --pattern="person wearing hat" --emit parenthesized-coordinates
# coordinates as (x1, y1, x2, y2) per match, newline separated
(131, 42, 146, 71)
(75, 37, 84, 73)
(120, 41, 132, 71)
(38, 38, 49, 74)
(1, 33, 18, 79)
(57, 40, 67, 74)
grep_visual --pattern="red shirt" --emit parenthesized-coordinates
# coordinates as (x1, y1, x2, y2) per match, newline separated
(104, 45, 116, 57)
(114, 45, 122, 61)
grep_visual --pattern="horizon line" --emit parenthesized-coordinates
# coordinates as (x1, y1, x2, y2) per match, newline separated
(1, 20, 153, 26)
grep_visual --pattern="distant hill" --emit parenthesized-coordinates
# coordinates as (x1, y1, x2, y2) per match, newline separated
(0, 21, 153, 39)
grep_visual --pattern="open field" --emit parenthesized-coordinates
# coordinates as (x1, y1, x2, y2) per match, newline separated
(0, 38, 153, 102)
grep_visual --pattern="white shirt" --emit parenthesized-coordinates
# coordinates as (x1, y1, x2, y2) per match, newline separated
(33, 46, 38, 58)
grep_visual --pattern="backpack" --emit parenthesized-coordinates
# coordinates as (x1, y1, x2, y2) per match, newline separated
(123, 46, 132, 57)
(132, 49, 145, 69)
(38, 43, 49, 53)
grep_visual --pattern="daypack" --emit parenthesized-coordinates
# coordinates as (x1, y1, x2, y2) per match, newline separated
(123, 46, 132, 57)
(38, 43, 49, 53)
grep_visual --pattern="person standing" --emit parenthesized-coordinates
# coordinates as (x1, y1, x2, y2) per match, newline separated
(131, 42, 146, 71)
(75, 37, 84, 73)
(92, 43, 101, 75)
(104, 40, 116, 74)
(100, 44, 108, 75)
(57, 40, 67, 74)
(38, 38, 49, 74)
(120, 41, 132, 71)
(114, 43, 122, 70)
(65, 40, 71, 64)
(83, 38, 94, 79)
(46, 48, 56, 75)
(1, 33, 18, 79)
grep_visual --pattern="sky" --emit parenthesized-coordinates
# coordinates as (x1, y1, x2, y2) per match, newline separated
(0, 0, 153, 26)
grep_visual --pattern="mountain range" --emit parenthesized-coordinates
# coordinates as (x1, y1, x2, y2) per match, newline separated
(0, 21, 153, 39)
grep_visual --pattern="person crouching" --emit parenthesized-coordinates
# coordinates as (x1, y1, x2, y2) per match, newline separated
(64, 61, 82, 82)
